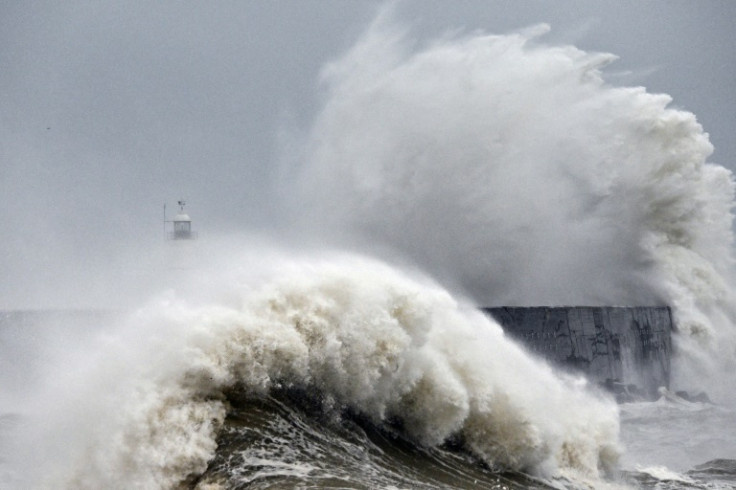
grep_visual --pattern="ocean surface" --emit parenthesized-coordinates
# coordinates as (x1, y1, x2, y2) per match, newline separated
(3, 14, 736, 490)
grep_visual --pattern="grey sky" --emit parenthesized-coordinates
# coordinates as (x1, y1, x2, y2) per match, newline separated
(1, 1, 734, 308)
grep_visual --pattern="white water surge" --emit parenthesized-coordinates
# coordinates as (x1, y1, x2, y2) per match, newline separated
(2, 255, 620, 488)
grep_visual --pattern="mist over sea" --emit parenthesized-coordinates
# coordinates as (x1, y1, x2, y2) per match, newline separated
(2, 11, 736, 490)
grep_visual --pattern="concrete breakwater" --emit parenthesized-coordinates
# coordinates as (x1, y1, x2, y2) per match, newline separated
(482, 307, 673, 400)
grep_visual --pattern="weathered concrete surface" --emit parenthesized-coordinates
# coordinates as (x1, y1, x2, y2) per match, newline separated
(482, 307, 673, 399)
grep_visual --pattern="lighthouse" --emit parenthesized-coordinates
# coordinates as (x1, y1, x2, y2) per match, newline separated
(165, 200, 198, 240)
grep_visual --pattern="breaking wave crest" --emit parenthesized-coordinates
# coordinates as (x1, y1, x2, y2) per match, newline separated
(5, 255, 620, 489)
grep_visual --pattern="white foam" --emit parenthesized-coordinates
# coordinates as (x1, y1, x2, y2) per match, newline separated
(2, 254, 621, 488)
(636, 465, 695, 484)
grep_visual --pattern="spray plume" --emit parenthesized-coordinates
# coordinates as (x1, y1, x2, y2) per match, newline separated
(296, 16, 736, 398)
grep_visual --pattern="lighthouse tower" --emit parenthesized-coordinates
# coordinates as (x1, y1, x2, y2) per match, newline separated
(166, 200, 197, 240)
(164, 199, 199, 271)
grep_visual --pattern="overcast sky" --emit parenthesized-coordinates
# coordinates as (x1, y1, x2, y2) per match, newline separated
(2, 1, 735, 308)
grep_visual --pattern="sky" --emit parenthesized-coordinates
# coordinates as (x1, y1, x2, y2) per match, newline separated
(1, 1, 735, 309)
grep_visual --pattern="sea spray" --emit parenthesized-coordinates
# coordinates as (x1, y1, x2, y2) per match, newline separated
(296, 16, 736, 399)
(3, 254, 621, 488)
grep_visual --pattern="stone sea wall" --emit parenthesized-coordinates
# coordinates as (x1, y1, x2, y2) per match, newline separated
(482, 307, 673, 400)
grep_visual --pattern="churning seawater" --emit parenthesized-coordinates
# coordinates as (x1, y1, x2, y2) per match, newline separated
(3, 12, 736, 490)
